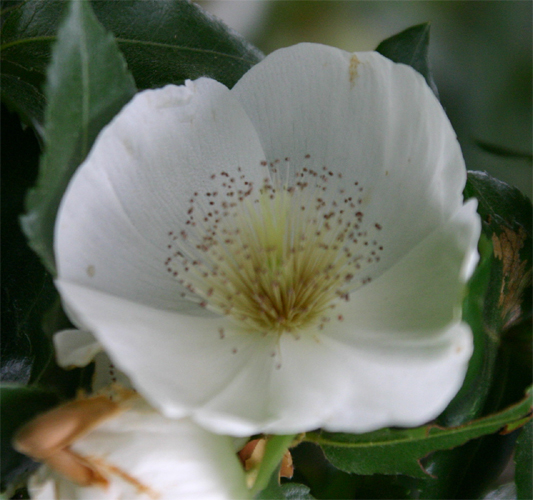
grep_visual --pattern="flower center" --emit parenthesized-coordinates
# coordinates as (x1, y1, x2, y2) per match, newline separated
(165, 156, 383, 336)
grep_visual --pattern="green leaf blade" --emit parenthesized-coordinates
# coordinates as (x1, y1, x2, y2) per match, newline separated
(19, 0, 136, 273)
(92, 0, 263, 89)
(376, 23, 438, 96)
(313, 386, 532, 478)
(1, 0, 263, 129)
(515, 419, 532, 500)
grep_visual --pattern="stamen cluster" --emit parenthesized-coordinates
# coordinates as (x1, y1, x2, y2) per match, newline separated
(165, 155, 383, 336)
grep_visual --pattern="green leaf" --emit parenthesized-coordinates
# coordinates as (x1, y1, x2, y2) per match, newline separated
(464, 171, 531, 385)
(442, 171, 532, 426)
(515, 419, 532, 500)
(475, 140, 533, 162)
(376, 23, 438, 96)
(1, 0, 263, 129)
(481, 484, 517, 500)
(256, 475, 316, 499)
(465, 171, 532, 240)
(19, 0, 136, 274)
(309, 386, 532, 478)
(280, 483, 315, 500)
(1, 106, 55, 385)
(0, 384, 60, 492)
(0, 72, 46, 132)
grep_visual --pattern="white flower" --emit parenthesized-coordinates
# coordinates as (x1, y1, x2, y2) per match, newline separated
(27, 400, 250, 500)
(23, 331, 249, 500)
(54, 43, 481, 436)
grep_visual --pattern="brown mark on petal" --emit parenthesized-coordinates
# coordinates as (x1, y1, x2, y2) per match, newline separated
(492, 226, 532, 330)
(86, 265, 95, 277)
(87, 455, 160, 499)
(349, 54, 361, 87)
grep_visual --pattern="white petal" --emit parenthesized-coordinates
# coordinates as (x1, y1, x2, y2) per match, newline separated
(232, 44, 468, 277)
(55, 280, 281, 435)
(54, 330, 102, 368)
(53, 330, 131, 391)
(28, 402, 249, 500)
(55, 80, 266, 313)
(303, 201, 480, 430)
(55, 281, 358, 435)
(330, 199, 481, 333)
(321, 321, 473, 431)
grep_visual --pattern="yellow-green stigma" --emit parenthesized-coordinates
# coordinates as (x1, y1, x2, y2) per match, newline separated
(165, 156, 383, 336)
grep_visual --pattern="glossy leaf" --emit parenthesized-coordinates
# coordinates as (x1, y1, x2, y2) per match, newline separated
(515, 419, 532, 500)
(1, 0, 263, 129)
(0, 72, 45, 132)
(464, 171, 531, 384)
(0, 384, 59, 492)
(481, 483, 517, 500)
(19, 0, 136, 274)
(476, 140, 533, 161)
(409, 173, 533, 498)
(310, 386, 532, 478)
(465, 171, 532, 240)
(475, 140, 533, 162)
(1, 106, 54, 386)
(376, 23, 438, 96)
(280, 483, 315, 500)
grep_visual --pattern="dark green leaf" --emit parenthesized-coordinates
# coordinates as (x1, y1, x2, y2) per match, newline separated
(310, 386, 532, 478)
(0, 384, 59, 492)
(1, 0, 263, 129)
(464, 171, 531, 373)
(91, 0, 263, 89)
(415, 427, 520, 499)
(425, 172, 533, 429)
(515, 419, 532, 500)
(19, 0, 136, 274)
(376, 23, 438, 96)
(1, 106, 55, 385)
(481, 483, 517, 500)
(465, 171, 532, 240)
(280, 483, 315, 500)
(388, 169, 533, 495)
(475, 140, 533, 162)
(0, 72, 45, 132)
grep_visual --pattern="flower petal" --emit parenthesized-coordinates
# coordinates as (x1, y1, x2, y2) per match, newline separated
(303, 201, 480, 431)
(54, 329, 102, 368)
(55, 80, 267, 313)
(53, 330, 132, 391)
(329, 199, 480, 334)
(321, 322, 473, 432)
(55, 279, 282, 434)
(55, 280, 362, 435)
(28, 401, 249, 500)
(232, 44, 468, 278)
